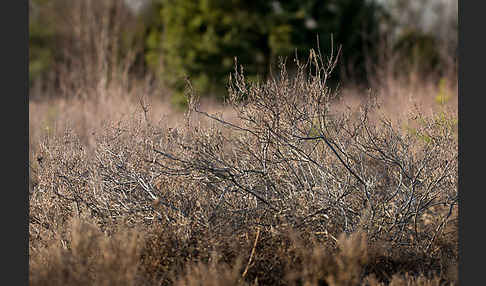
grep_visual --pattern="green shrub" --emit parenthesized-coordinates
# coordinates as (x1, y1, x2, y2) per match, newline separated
(394, 29, 441, 77)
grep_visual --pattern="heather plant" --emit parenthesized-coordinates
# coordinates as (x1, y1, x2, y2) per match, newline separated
(29, 217, 143, 286)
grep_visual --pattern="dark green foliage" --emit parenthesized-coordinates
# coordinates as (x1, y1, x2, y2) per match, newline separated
(158, 0, 276, 104)
(141, 1, 165, 73)
(394, 28, 442, 77)
(276, 0, 387, 80)
(148, 0, 388, 103)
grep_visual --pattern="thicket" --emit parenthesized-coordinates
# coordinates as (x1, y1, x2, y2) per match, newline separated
(29, 50, 458, 285)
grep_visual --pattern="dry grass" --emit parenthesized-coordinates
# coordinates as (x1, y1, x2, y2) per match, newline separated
(29, 215, 457, 285)
(29, 47, 457, 285)
(29, 217, 144, 286)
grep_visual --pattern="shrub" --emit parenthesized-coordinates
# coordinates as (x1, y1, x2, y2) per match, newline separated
(154, 49, 457, 254)
(393, 29, 441, 78)
(29, 48, 457, 284)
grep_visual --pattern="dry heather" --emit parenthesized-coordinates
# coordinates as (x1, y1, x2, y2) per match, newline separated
(29, 51, 457, 285)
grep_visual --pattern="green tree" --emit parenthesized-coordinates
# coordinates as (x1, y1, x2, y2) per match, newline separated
(393, 28, 441, 77)
(275, 0, 387, 81)
(159, 0, 277, 105)
(148, 0, 387, 105)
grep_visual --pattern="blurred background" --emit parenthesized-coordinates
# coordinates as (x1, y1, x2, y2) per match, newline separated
(29, 0, 457, 104)
(29, 0, 458, 156)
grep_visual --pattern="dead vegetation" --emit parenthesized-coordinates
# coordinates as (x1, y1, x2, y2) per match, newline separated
(29, 49, 457, 285)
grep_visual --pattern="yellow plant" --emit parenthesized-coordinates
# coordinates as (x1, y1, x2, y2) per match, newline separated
(435, 77, 451, 106)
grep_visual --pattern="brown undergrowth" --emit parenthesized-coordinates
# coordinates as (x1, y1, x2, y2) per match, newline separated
(29, 51, 457, 285)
